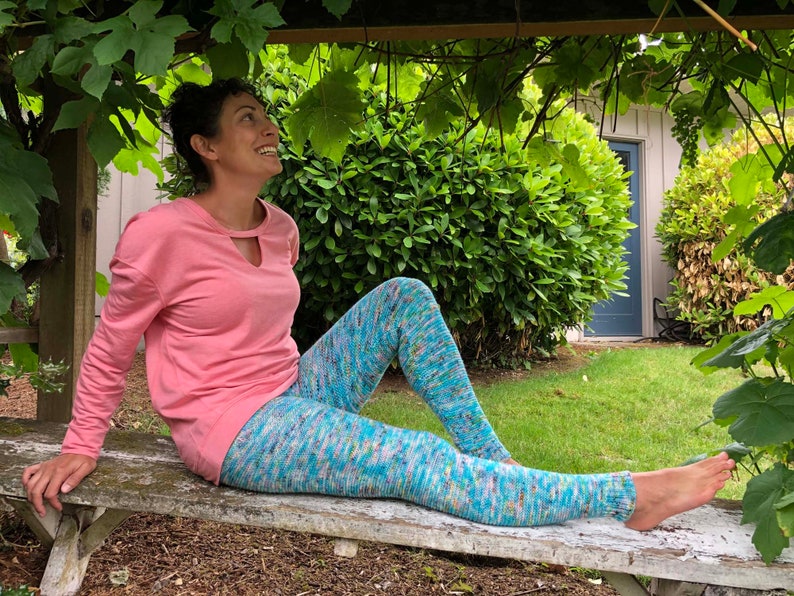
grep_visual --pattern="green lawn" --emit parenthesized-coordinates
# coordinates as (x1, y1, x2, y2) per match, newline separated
(363, 345, 746, 500)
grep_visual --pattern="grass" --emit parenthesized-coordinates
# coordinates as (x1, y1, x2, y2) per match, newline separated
(363, 345, 747, 500)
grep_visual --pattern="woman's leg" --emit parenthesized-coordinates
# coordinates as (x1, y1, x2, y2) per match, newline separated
(220, 395, 636, 526)
(295, 277, 510, 462)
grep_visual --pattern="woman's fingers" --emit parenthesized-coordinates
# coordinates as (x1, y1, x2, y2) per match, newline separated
(21, 455, 97, 517)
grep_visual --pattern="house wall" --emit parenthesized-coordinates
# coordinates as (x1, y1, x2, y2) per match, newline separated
(96, 107, 684, 339)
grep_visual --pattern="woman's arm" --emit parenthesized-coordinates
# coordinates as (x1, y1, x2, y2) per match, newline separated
(22, 215, 168, 514)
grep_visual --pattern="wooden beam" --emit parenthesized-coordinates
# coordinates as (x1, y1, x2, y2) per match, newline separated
(267, 15, 794, 44)
(0, 327, 38, 344)
(36, 97, 97, 423)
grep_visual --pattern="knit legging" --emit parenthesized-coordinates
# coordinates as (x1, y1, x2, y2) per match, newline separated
(221, 277, 636, 526)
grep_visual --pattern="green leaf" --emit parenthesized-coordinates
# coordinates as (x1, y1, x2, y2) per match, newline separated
(53, 16, 94, 45)
(776, 500, 794, 538)
(12, 34, 54, 88)
(21, 230, 48, 261)
(322, 0, 353, 19)
(415, 79, 464, 138)
(209, 0, 285, 55)
(712, 228, 739, 262)
(728, 154, 762, 206)
(52, 95, 99, 132)
(0, 144, 53, 242)
(87, 115, 126, 168)
(81, 62, 113, 100)
(742, 465, 793, 563)
(552, 42, 599, 92)
(131, 30, 180, 76)
(773, 146, 794, 183)
(725, 53, 763, 85)
(288, 44, 315, 65)
(0, 1, 15, 29)
(96, 272, 110, 297)
(722, 441, 752, 462)
(704, 318, 789, 369)
(734, 286, 794, 319)
(206, 39, 250, 80)
(93, 4, 190, 77)
(13, 150, 56, 202)
(51, 45, 90, 76)
(743, 212, 794, 274)
(670, 90, 704, 115)
(8, 342, 39, 374)
(472, 58, 505, 114)
(0, 263, 26, 314)
(128, 0, 161, 26)
(93, 16, 135, 65)
(113, 139, 164, 183)
(285, 70, 363, 163)
(712, 378, 794, 446)
(648, 0, 673, 15)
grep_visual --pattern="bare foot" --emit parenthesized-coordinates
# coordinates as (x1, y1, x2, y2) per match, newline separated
(625, 452, 735, 531)
(503, 457, 521, 466)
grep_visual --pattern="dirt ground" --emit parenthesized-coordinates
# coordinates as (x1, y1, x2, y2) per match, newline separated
(0, 343, 638, 595)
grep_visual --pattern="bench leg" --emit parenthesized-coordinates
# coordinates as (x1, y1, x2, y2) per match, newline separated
(333, 537, 359, 557)
(602, 571, 650, 596)
(649, 578, 706, 596)
(6, 498, 132, 596)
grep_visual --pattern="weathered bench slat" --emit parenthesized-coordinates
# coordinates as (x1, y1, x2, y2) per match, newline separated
(2, 417, 793, 593)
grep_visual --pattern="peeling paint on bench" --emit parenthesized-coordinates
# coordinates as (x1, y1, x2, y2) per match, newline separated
(1, 417, 793, 595)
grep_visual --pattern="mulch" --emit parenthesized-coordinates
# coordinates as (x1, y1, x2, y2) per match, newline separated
(0, 345, 628, 595)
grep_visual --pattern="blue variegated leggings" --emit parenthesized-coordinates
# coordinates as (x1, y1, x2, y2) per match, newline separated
(221, 278, 636, 526)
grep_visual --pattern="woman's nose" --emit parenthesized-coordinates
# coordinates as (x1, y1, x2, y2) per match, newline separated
(263, 119, 279, 137)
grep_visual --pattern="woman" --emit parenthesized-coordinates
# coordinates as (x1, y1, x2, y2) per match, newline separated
(23, 78, 734, 530)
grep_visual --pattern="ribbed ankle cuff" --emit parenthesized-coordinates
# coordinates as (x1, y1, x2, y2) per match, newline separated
(605, 471, 636, 521)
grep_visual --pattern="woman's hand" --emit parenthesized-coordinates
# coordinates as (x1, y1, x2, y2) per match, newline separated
(21, 454, 97, 517)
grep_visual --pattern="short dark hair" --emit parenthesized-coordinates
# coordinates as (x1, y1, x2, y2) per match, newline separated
(162, 78, 264, 186)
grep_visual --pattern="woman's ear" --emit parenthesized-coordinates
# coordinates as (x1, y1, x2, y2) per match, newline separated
(190, 134, 218, 161)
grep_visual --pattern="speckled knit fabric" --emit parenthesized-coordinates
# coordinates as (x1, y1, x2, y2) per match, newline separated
(220, 278, 636, 526)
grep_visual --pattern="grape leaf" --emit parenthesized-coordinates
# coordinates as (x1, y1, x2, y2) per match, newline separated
(734, 286, 794, 319)
(742, 465, 794, 563)
(0, 263, 25, 314)
(713, 378, 794, 446)
(285, 70, 363, 163)
(209, 0, 285, 55)
(322, 0, 353, 19)
(743, 212, 794, 275)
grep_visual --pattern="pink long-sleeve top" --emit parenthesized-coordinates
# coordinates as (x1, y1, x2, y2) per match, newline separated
(60, 198, 301, 484)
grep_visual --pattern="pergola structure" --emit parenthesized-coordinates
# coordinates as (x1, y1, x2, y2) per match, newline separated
(36, 1, 794, 422)
(269, 0, 794, 42)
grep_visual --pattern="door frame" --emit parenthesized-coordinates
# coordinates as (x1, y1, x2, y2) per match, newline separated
(586, 139, 647, 337)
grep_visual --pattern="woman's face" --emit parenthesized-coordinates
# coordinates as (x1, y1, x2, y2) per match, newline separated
(200, 92, 283, 184)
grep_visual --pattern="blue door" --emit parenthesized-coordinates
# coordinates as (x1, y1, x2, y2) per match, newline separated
(585, 142, 642, 336)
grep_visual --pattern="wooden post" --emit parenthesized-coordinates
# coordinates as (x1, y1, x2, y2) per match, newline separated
(37, 119, 97, 422)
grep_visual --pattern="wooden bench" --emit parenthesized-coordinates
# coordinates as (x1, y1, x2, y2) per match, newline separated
(1, 416, 793, 596)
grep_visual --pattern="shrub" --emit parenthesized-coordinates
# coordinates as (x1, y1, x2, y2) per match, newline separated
(265, 98, 630, 363)
(160, 55, 633, 365)
(656, 126, 794, 342)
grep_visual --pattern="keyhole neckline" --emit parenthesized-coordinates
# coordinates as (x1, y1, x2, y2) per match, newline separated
(179, 197, 270, 239)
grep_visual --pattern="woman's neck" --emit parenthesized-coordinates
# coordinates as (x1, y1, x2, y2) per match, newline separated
(191, 189, 265, 231)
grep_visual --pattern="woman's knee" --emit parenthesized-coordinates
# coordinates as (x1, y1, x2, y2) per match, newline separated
(381, 277, 435, 304)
